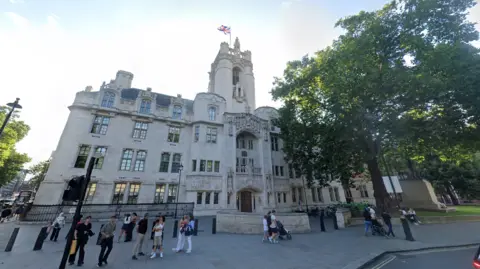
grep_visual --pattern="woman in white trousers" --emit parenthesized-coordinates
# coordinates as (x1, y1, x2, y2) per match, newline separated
(173, 216, 187, 252)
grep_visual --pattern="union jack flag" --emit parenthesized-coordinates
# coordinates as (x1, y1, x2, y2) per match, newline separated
(217, 25, 231, 35)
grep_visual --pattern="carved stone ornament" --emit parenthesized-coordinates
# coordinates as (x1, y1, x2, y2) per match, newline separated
(224, 113, 268, 136)
(141, 90, 153, 100)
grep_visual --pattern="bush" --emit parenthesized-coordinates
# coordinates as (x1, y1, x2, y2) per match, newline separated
(336, 202, 370, 217)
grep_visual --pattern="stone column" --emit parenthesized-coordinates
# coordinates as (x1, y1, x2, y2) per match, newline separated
(138, 183, 155, 203)
(164, 184, 170, 203)
(259, 135, 268, 211)
(123, 182, 131, 204)
(232, 123, 237, 210)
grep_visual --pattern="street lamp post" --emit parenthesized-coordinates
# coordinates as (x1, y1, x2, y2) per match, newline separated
(174, 164, 183, 219)
(59, 152, 102, 269)
(0, 98, 22, 138)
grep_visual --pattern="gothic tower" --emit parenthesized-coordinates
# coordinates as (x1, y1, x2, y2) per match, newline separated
(208, 37, 255, 113)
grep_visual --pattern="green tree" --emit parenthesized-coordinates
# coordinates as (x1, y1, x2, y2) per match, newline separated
(0, 150, 30, 187)
(28, 160, 50, 190)
(272, 0, 479, 211)
(0, 106, 30, 167)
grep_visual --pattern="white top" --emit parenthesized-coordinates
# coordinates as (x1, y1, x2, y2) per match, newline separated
(154, 223, 164, 237)
(262, 218, 268, 231)
(123, 216, 131, 224)
(270, 214, 277, 228)
(54, 215, 65, 226)
(369, 208, 376, 219)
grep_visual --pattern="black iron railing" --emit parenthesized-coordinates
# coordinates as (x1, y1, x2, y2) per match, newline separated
(22, 202, 194, 222)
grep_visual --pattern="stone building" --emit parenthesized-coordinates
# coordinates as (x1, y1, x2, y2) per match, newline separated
(34, 38, 350, 216)
(0, 169, 28, 198)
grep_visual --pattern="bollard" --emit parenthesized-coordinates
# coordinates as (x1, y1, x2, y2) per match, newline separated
(333, 213, 338, 230)
(5, 227, 20, 252)
(212, 218, 216, 234)
(33, 226, 48, 251)
(320, 210, 326, 232)
(172, 220, 178, 238)
(400, 217, 415, 241)
(193, 219, 199, 236)
(96, 224, 104, 245)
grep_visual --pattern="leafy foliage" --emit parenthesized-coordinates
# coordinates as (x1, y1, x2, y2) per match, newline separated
(28, 160, 50, 190)
(271, 0, 480, 210)
(0, 150, 30, 187)
(0, 105, 30, 188)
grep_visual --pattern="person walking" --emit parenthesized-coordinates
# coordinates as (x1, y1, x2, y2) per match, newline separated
(69, 216, 94, 266)
(118, 213, 131, 242)
(363, 207, 373, 236)
(269, 210, 279, 243)
(185, 215, 194, 254)
(381, 211, 395, 237)
(173, 215, 188, 253)
(150, 216, 165, 258)
(132, 213, 148, 260)
(50, 212, 65, 242)
(125, 213, 137, 242)
(98, 215, 117, 268)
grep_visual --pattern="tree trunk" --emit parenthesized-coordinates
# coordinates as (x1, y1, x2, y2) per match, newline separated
(445, 183, 460, 205)
(367, 157, 392, 213)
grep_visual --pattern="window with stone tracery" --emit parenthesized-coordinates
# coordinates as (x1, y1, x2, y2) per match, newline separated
(172, 105, 182, 119)
(139, 99, 151, 114)
(101, 92, 115, 108)
(232, 67, 241, 85)
(208, 106, 216, 121)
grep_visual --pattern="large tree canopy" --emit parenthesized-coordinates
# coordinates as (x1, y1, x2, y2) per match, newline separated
(0, 106, 30, 187)
(272, 0, 480, 210)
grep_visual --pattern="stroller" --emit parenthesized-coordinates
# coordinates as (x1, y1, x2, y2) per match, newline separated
(276, 220, 292, 240)
(371, 219, 387, 237)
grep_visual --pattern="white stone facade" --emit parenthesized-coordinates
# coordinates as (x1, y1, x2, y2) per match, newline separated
(34, 38, 348, 216)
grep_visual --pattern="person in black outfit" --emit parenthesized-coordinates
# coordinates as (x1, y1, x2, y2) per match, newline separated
(381, 211, 395, 237)
(266, 211, 272, 237)
(125, 213, 137, 242)
(68, 216, 94, 266)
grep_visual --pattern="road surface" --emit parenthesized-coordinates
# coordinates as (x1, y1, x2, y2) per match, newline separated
(378, 246, 477, 269)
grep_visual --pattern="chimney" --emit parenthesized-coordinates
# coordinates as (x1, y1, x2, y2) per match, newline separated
(146, 87, 152, 92)
(85, 86, 92, 92)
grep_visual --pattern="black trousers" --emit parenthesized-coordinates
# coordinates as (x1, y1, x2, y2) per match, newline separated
(50, 228, 61, 241)
(68, 241, 85, 264)
(98, 237, 113, 264)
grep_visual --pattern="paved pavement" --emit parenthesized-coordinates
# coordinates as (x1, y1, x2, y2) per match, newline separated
(0, 217, 479, 269)
(377, 247, 478, 269)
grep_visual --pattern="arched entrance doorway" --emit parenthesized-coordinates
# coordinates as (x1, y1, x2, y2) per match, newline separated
(236, 188, 260, 213)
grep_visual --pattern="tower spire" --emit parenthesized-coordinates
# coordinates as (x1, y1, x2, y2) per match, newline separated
(234, 37, 240, 51)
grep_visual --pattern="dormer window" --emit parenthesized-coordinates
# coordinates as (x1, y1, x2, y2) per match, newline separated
(208, 106, 216, 121)
(139, 99, 151, 114)
(101, 92, 115, 108)
(172, 105, 182, 119)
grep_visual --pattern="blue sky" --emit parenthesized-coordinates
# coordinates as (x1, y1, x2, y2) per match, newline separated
(1, 0, 479, 167)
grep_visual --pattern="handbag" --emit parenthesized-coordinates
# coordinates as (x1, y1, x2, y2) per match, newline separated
(184, 225, 192, 236)
(70, 240, 77, 255)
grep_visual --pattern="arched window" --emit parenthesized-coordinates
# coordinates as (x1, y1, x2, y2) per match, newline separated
(101, 92, 115, 108)
(232, 67, 241, 85)
(208, 106, 216, 121)
(172, 105, 182, 119)
(139, 99, 151, 114)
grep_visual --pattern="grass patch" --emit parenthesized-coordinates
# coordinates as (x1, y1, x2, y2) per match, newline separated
(416, 205, 480, 217)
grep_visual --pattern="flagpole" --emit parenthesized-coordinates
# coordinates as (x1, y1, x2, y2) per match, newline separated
(229, 33, 232, 47)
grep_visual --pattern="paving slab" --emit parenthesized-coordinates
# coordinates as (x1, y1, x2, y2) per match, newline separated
(0, 217, 478, 269)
